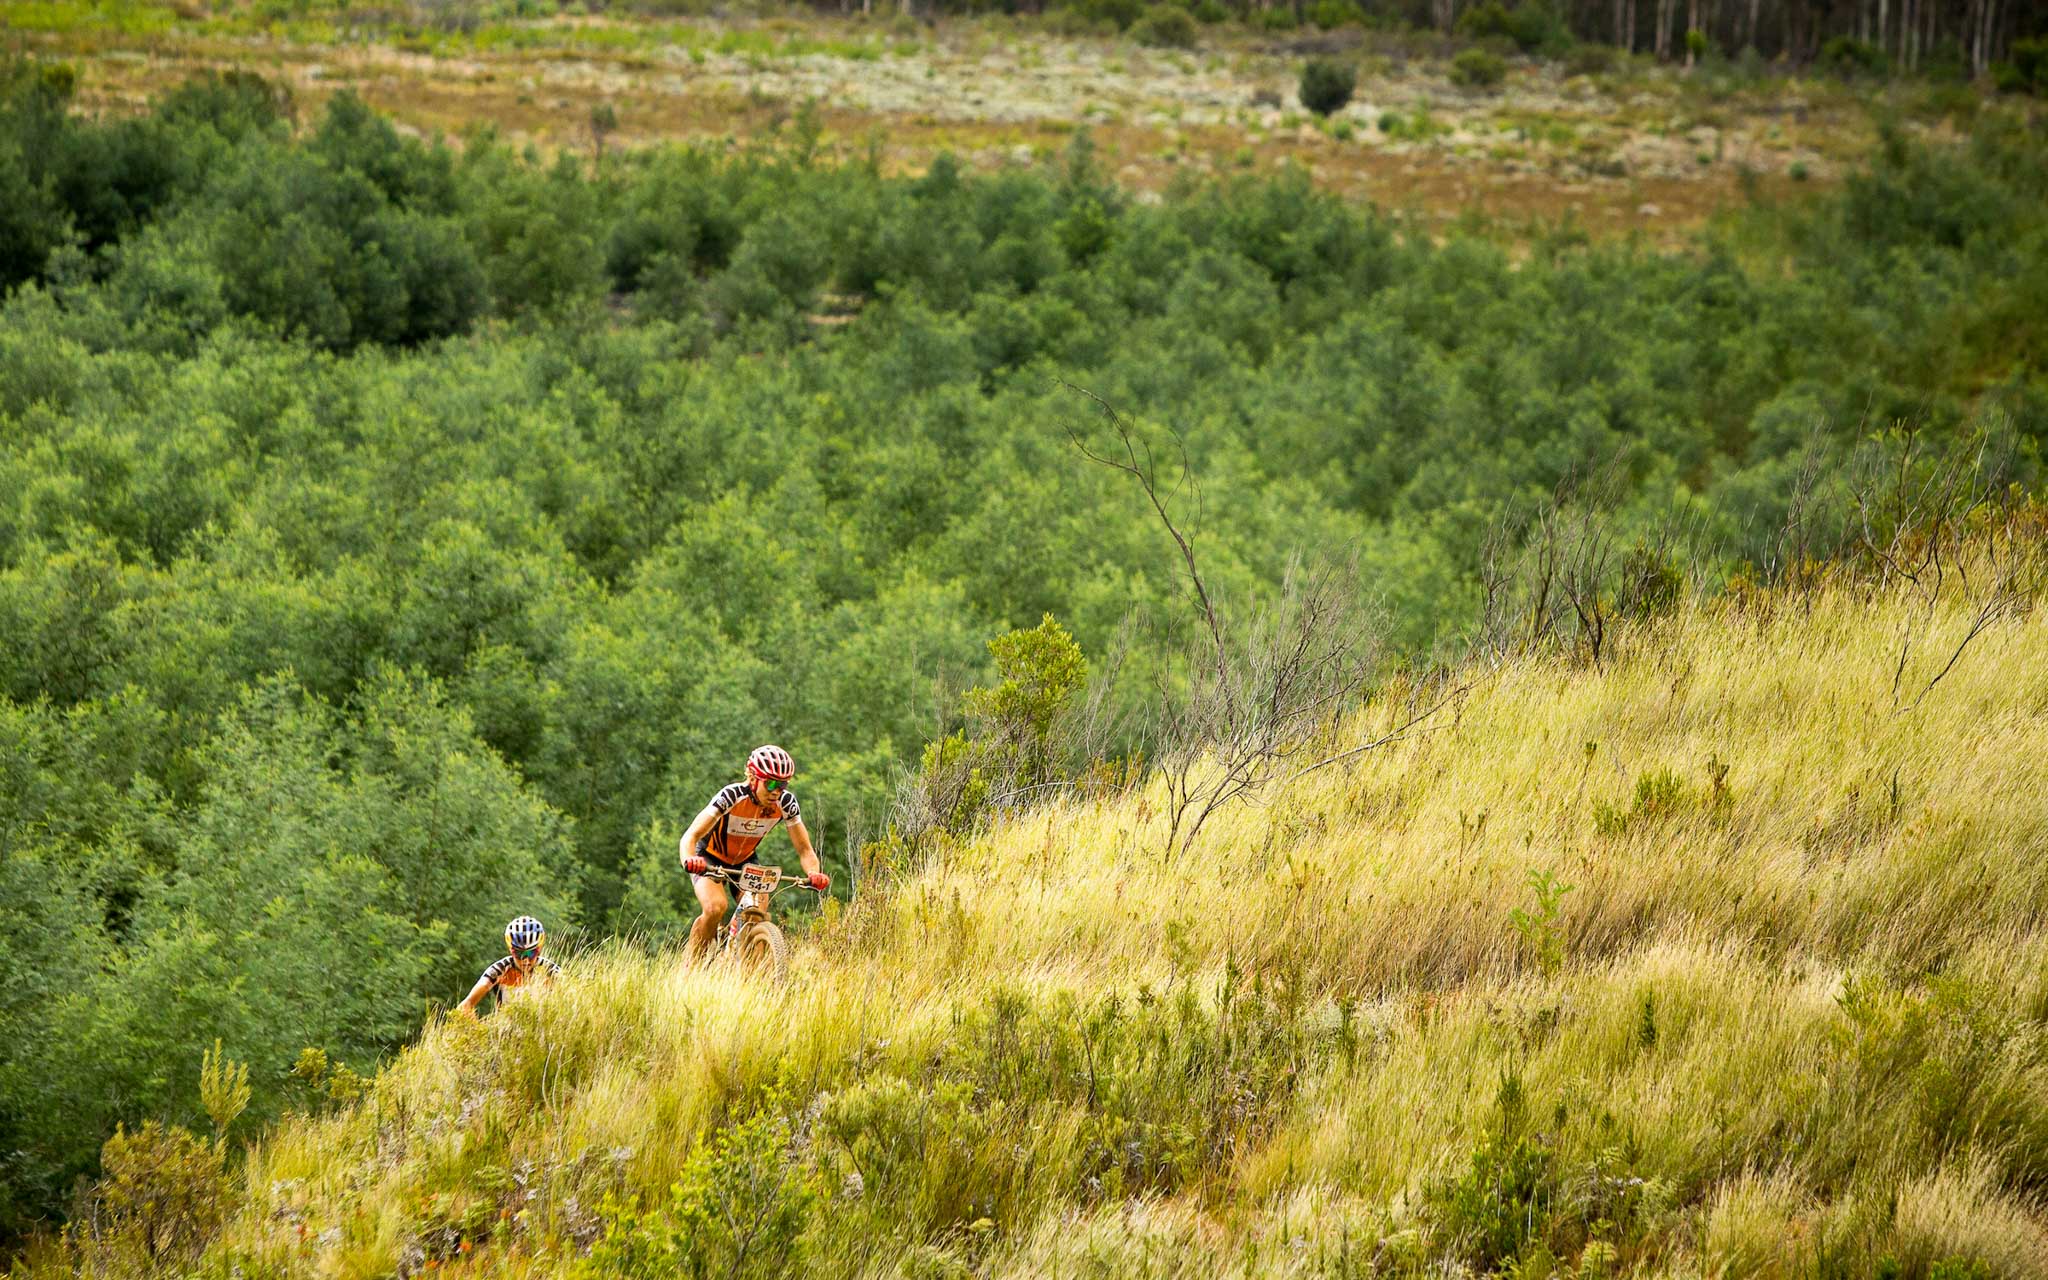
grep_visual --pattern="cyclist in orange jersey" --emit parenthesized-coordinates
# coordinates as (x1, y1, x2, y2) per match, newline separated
(456, 916, 562, 1015)
(678, 745, 829, 963)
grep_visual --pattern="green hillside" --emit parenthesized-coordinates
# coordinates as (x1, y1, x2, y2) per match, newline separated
(3, 56, 2048, 1270)
(23, 517, 2048, 1278)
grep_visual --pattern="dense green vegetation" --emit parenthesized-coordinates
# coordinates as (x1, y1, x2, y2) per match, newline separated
(1, 55, 2045, 1240)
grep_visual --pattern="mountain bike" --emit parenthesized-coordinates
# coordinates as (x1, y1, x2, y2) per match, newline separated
(691, 861, 822, 982)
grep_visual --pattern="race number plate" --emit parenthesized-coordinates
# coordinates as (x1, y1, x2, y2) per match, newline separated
(739, 865, 780, 895)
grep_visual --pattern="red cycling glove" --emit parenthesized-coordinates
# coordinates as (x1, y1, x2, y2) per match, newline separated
(683, 855, 708, 875)
(808, 872, 830, 892)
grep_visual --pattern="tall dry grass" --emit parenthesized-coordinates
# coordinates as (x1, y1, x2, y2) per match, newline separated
(33, 530, 2048, 1279)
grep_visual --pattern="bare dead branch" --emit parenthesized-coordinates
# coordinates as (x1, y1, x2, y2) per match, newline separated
(1059, 381, 1224, 668)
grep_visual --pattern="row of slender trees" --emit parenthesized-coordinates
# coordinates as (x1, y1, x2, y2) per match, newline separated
(1386, 0, 2034, 67)
(879, 0, 2036, 72)
(1551, 0, 2032, 71)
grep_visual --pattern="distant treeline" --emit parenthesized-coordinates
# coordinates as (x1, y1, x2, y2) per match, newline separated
(822, 0, 2043, 75)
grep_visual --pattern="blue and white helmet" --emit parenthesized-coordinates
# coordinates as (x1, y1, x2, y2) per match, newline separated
(505, 916, 546, 951)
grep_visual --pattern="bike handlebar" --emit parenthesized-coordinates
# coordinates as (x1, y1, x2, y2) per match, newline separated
(692, 863, 826, 892)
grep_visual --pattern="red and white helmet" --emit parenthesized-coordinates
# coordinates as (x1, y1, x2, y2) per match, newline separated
(746, 744, 795, 781)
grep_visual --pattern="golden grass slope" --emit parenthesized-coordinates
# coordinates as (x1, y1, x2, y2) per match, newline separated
(43, 532, 2048, 1279)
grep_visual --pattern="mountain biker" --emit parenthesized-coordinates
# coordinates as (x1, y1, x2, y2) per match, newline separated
(679, 744, 830, 963)
(456, 916, 562, 1015)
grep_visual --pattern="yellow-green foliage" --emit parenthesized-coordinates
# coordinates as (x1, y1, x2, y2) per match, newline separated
(85, 1122, 231, 1272)
(46, 537, 2048, 1277)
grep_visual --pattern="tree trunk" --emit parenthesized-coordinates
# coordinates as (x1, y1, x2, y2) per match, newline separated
(1685, 0, 1699, 63)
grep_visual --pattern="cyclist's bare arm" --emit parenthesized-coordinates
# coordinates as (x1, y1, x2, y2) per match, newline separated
(788, 819, 822, 880)
(456, 976, 493, 1017)
(679, 802, 724, 867)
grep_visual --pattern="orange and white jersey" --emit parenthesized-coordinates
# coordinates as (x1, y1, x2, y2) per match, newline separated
(475, 955, 562, 1011)
(694, 782, 802, 866)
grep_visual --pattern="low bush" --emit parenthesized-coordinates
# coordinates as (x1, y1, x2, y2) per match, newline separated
(1820, 35, 1888, 79)
(1991, 37, 2047, 95)
(579, 1096, 820, 1280)
(1592, 766, 1697, 836)
(1307, 0, 1362, 29)
(1299, 57, 1356, 116)
(1073, 0, 1146, 31)
(87, 1123, 231, 1272)
(1450, 46, 1508, 88)
(1456, 0, 1569, 54)
(1128, 4, 1198, 48)
(1564, 41, 1616, 76)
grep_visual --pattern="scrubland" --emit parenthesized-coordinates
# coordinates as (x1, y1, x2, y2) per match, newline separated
(5, 28, 2047, 1275)
(33, 525, 2048, 1279)
(6, 0, 1967, 242)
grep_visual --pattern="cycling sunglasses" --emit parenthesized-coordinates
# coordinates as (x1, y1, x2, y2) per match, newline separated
(755, 776, 786, 792)
(513, 945, 541, 960)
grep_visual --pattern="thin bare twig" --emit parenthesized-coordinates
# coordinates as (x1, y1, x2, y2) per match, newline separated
(1271, 680, 1470, 788)
(1059, 380, 1224, 668)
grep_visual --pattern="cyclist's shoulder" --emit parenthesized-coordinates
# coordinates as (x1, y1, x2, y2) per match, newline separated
(481, 956, 516, 983)
(711, 781, 750, 809)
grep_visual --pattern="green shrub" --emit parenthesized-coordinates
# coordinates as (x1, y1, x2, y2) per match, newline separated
(1192, 0, 1229, 20)
(89, 1122, 231, 1271)
(1922, 36, 1969, 82)
(1455, 0, 1512, 40)
(1307, 0, 1362, 29)
(1074, 0, 1146, 31)
(960, 614, 1088, 790)
(0, 61, 83, 290)
(1128, 4, 1198, 48)
(1456, 0, 1567, 54)
(1594, 767, 1696, 836)
(579, 1097, 819, 1280)
(1819, 35, 1888, 79)
(1450, 46, 1508, 88)
(154, 67, 294, 138)
(1507, 868, 1573, 975)
(1563, 41, 1615, 76)
(1259, 6, 1297, 30)
(1043, 8, 1120, 36)
(896, 615, 1088, 844)
(1991, 37, 2048, 94)
(1426, 1073, 1557, 1268)
(1298, 57, 1356, 116)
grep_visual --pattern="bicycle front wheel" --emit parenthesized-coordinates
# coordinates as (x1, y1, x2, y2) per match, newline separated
(735, 922, 789, 982)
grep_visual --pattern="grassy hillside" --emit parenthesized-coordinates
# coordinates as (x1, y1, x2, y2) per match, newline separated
(32, 519, 2048, 1279)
